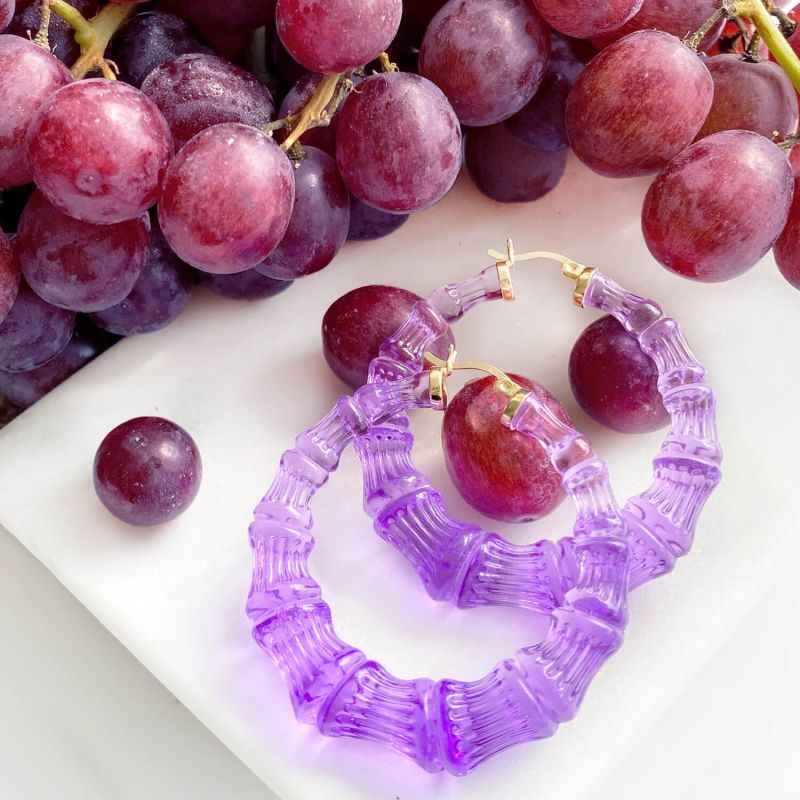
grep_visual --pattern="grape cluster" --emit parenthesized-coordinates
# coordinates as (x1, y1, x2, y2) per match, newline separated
(0, 0, 798, 431)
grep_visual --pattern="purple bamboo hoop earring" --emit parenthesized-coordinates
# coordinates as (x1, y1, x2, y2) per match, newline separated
(356, 244, 722, 610)
(246, 244, 722, 774)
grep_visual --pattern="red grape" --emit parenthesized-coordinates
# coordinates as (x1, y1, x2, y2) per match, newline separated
(336, 72, 461, 214)
(0, 35, 71, 188)
(419, 0, 551, 127)
(158, 123, 295, 274)
(443, 374, 569, 523)
(8, 0, 99, 65)
(279, 75, 339, 157)
(27, 79, 173, 224)
(465, 121, 567, 203)
(110, 11, 213, 88)
(93, 416, 202, 526)
(200, 269, 292, 300)
(0, 280, 74, 372)
(773, 176, 800, 290)
(0, 319, 114, 408)
(566, 31, 713, 178)
(0, 0, 13, 31)
(0, 228, 19, 324)
(533, 0, 643, 39)
(89, 221, 194, 335)
(322, 284, 454, 390)
(695, 55, 798, 142)
(256, 148, 350, 281)
(592, 0, 723, 51)
(17, 190, 150, 312)
(569, 315, 668, 434)
(642, 130, 794, 282)
(141, 53, 275, 150)
(347, 194, 409, 241)
(506, 32, 595, 152)
(276, 0, 402, 73)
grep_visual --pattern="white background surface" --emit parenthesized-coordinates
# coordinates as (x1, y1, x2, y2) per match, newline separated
(1, 161, 799, 798)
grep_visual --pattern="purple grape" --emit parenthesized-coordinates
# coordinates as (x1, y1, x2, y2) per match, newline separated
(93, 416, 202, 526)
(443, 374, 569, 522)
(0, 281, 75, 372)
(773, 177, 800, 290)
(26, 79, 173, 224)
(322, 284, 455, 390)
(8, 0, 99, 65)
(110, 11, 213, 88)
(533, 0, 643, 39)
(465, 122, 567, 203)
(0, 228, 19, 324)
(89, 222, 194, 335)
(17, 191, 150, 313)
(200, 269, 292, 300)
(276, 0, 402, 72)
(0, 319, 114, 408)
(279, 74, 338, 156)
(566, 31, 713, 178)
(336, 72, 461, 213)
(592, 0, 724, 51)
(347, 194, 409, 241)
(158, 123, 295, 274)
(642, 130, 794, 282)
(419, 0, 551, 126)
(569, 315, 668, 434)
(0, 0, 13, 31)
(0, 35, 72, 188)
(506, 32, 596, 152)
(141, 53, 275, 150)
(256, 148, 350, 281)
(696, 55, 798, 142)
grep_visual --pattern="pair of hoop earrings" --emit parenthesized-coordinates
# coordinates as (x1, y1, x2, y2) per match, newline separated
(245, 242, 722, 775)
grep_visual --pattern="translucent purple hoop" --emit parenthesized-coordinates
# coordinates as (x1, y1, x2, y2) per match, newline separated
(246, 264, 722, 774)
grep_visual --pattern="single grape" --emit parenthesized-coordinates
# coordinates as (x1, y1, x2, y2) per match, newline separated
(0, 228, 19, 323)
(200, 269, 292, 300)
(592, 0, 723, 50)
(89, 222, 194, 335)
(0, 280, 75, 372)
(336, 72, 461, 213)
(8, 0, 99, 65)
(257, 148, 350, 281)
(141, 53, 275, 150)
(642, 130, 794, 282)
(0, 35, 72, 188)
(347, 194, 409, 241)
(773, 177, 800, 290)
(322, 284, 455, 390)
(533, 0, 643, 39)
(276, 0, 402, 73)
(186, 0, 277, 34)
(419, 0, 551, 127)
(110, 11, 213, 88)
(0, 318, 115, 408)
(17, 190, 150, 312)
(158, 123, 295, 274)
(569, 315, 668, 434)
(695, 55, 798, 142)
(0, 0, 13, 31)
(279, 75, 339, 156)
(505, 32, 596, 152)
(93, 416, 202, 526)
(465, 122, 567, 203)
(565, 31, 713, 178)
(443, 374, 569, 523)
(27, 79, 173, 224)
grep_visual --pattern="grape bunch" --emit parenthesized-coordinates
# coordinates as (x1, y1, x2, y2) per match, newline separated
(0, 0, 797, 440)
